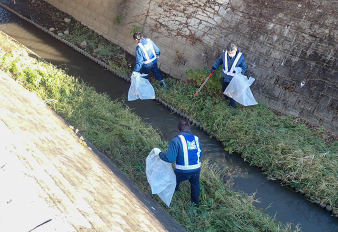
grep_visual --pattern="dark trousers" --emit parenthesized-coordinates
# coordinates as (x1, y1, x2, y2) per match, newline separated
(222, 81, 236, 107)
(175, 169, 200, 204)
(140, 62, 163, 81)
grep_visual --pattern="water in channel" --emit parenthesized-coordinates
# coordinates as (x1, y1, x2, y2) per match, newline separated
(0, 6, 337, 232)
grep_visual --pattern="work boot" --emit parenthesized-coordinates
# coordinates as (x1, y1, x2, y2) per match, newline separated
(160, 80, 167, 88)
(191, 202, 199, 208)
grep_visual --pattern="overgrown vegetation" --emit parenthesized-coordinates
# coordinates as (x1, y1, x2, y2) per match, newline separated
(62, 22, 130, 76)
(155, 71, 338, 211)
(4, 0, 338, 218)
(3, 0, 338, 219)
(0, 39, 299, 231)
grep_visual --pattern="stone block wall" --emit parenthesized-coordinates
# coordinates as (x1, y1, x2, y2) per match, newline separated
(43, 0, 338, 135)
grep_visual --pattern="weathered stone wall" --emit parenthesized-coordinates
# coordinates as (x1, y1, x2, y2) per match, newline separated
(43, 0, 338, 134)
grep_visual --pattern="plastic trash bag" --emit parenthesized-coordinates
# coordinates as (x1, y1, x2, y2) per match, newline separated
(128, 72, 155, 101)
(223, 68, 258, 106)
(146, 148, 176, 207)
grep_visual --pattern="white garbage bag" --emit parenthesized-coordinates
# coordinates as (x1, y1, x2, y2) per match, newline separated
(128, 72, 155, 101)
(146, 148, 176, 207)
(223, 68, 258, 106)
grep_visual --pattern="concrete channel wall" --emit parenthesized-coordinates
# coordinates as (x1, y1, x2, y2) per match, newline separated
(43, 0, 338, 135)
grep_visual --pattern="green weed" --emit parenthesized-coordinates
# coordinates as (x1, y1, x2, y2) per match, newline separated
(129, 25, 143, 35)
(113, 15, 123, 25)
(62, 22, 130, 75)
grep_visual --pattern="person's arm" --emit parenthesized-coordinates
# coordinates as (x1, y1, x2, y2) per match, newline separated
(133, 46, 144, 72)
(211, 54, 224, 71)
(238, 55, 247, 74)
(150, 40, 160, 57)
(159, 139, 179, 163)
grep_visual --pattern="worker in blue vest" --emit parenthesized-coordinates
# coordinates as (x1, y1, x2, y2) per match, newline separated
(211, 43, 247, 108)
(159, 119, 202, 205)
(133, 32, 166, 88)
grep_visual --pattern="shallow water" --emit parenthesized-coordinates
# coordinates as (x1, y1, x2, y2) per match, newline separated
(0, 5, 337, 231)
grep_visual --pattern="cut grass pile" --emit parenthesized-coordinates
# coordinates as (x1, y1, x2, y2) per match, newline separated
(0, 36, 299, 231)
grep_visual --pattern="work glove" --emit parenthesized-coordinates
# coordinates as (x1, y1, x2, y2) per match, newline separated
(132, 71, 140, 76)
(210, 67, 216, 73)
(153, 148, 161, 156)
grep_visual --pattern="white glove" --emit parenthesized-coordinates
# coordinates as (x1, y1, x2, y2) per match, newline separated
(132, 71, 140, 76)
(153, 148, 161, 156)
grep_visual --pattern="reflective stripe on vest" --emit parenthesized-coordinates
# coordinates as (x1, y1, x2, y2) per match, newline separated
(175, 135, 201, 170)
(223, 52, 242, 77)
(138, 39, 157, 64)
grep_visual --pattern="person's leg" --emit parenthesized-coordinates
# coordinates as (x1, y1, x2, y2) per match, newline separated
(151, 62, 166, 87)
(189, 170, 201, 204)
(222, 81, 230, 100)
(150, 62, 163, 81)
(174, 171, 189, 191)
(229, 98, 236, 108)
(222, 81, 236, 107)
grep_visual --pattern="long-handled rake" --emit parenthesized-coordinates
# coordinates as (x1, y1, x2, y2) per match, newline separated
(193, 70, 215, 97)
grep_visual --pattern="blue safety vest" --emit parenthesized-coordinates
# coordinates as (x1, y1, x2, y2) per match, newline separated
(137, 39, 157, 64)
(175, 135, 201, 171)
(223, 51, 243, 77)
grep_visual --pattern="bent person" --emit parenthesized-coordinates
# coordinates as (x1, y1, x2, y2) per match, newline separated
(159, 119, 202, 205)
(133, 32, 166, 88)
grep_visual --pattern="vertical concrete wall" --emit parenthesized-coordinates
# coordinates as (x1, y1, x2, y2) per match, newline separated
(43, 0, 338, 134)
